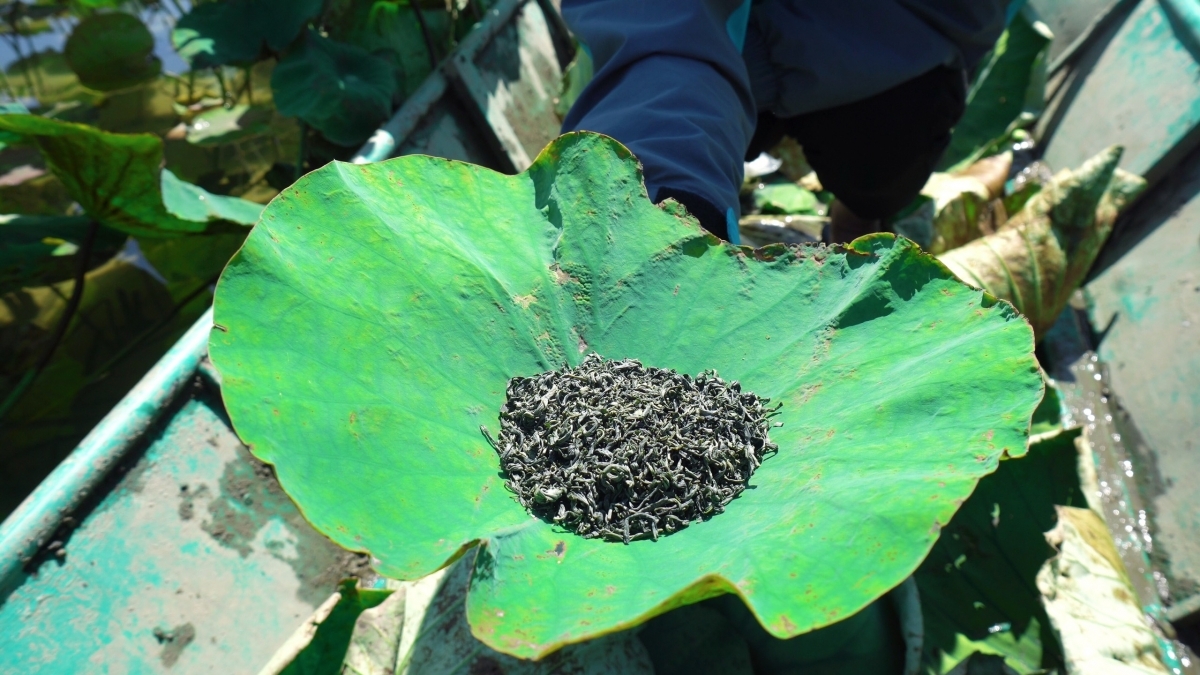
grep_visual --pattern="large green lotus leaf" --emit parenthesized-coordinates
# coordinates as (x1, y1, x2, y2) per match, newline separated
(64, 12, 161, 92)
(917, 428, 1084, 673)
(271, 30, 397, 147)
(210, 133, 1042, 659)
(324, 0, 442, 98)
(939, 13, 1052, 171)
(0, 115, 262, 237)
(172, 0, 324, 69)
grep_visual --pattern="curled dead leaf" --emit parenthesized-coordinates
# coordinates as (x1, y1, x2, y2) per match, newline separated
(938, 146, 1146, 338)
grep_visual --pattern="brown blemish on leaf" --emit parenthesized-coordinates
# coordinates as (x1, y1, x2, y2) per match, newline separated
(793, 383, 823, 406)
(349, 412, 356, 424)
(779, 615, 797, 633)
(984, 429, 994, 441)
(550, 264, 576, 285)
(513, 294, 536, 308)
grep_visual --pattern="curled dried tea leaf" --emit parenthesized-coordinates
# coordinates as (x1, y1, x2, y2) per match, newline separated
(488, 354, 779, 544)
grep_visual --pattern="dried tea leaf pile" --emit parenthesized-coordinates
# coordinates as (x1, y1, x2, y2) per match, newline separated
(485, 354, 779, 544)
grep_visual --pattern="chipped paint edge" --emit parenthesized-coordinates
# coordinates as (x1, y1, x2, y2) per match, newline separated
(0, 307, 213, 595)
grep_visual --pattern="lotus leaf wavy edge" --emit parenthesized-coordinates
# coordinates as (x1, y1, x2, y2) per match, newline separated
(210, 132, 1044, 659)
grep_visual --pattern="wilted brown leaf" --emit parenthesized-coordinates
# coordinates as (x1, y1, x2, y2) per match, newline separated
(938, 146, 1145, 338)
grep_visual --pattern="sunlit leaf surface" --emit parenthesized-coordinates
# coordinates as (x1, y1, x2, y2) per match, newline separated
(211, 132, 1043, 658)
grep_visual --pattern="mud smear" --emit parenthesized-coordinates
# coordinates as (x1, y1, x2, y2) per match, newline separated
(199, 439, 374, 606)
(177, 483, 210, 521)
(153, 622, 196, 667)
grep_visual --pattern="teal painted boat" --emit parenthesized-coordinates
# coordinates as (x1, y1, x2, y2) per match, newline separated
(4, 0, 1200, 671)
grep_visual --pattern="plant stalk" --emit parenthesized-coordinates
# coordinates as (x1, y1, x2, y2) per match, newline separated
(80, 273, 221, 389)
(410, 1, 440, 71)
(0, 221, 100, 425)
(295, 121, 307, 181)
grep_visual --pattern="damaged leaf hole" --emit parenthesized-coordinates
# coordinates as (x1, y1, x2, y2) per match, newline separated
(482, 354, 781, 544)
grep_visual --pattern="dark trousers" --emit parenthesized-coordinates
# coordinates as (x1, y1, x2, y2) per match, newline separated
(747, 65, 967, 221)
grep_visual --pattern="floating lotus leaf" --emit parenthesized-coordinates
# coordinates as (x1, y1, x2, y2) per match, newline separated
(64, 13, 161, 92)
(0, 115, 263, 238)
(0, 102, 27, 150)
(271, 30, 396, 147)
(172, 0, 324, 69)
(184, 104, 273, 146)
(210, 133, 1043, 659)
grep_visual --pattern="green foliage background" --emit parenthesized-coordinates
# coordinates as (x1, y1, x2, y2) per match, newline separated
(0, 0, 494, 517)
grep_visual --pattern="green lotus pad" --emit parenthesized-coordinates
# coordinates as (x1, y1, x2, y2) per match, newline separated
(64, 12, 161, 92)
(271, 30, 396, 147)
(210, 132, 1043, 659)
(172, 0, 324, 68)
(0, 114, 262, 237)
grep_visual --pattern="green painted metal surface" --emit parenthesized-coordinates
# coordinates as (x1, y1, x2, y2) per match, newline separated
(1027, 0, 1200, 638)
(0, 310, 215, 589)
(1029, 0, 1126, 66)
(1039, 0, 1200, 183)
(0, 313, 361, 673)
(1083, 144, 1200, 610)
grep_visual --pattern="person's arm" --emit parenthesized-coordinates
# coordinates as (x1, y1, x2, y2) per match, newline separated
(561, 0, 756, 241)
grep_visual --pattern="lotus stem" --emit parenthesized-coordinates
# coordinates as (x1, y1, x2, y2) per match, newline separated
(0, 221, 99, 425)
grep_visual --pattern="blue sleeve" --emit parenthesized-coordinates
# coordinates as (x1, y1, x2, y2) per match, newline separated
(745, 0, 1007, 117)
(560, 0, 756, 238)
